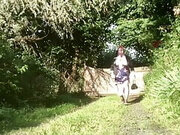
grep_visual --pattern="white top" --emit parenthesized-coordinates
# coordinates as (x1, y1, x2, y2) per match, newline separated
(114, 55, 127, 69)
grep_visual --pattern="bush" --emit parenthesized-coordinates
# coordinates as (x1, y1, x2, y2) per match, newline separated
(0, 38, 59, 106)
(144, 17, 180, 116)
(0, 39, 20, 105)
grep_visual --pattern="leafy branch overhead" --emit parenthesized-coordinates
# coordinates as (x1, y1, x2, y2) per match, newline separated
(0, 0, 117, 40)
(0, 0, 122, 95)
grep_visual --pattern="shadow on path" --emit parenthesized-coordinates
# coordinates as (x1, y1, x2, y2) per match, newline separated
(128, 95, 144, 105)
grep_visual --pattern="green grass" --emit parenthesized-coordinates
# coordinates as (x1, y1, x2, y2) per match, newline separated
(2, 96, 126, 135)
(0, 93, 93, 134)
(142, 94, 180, 134)
(142, 17, 180, 133)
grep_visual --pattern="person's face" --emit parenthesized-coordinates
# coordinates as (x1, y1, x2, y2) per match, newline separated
(118, 48, 124, 56)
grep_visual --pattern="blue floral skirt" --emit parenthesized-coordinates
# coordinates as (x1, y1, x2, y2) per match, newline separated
(115, 67, 129, 83)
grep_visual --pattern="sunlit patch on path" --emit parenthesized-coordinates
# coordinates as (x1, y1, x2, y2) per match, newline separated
(84, 66, 173, 134)
(117, 102, 172, 135)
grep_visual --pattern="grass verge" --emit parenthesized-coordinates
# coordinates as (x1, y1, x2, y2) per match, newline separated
(142, 96, 180, 134)
(0, 93, 93, 134)
(3, 96, 126, 135)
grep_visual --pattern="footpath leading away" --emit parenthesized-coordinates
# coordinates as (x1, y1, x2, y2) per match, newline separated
(117, 101, 172, 135)
(83, 66, 174, 135)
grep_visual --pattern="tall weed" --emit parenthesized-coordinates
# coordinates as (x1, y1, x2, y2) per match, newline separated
(144, 17, 180, 117)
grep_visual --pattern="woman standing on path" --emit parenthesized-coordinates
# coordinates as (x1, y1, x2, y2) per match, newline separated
(114, 46, 130, 104)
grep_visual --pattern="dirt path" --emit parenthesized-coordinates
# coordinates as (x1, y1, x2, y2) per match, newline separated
(114, 68, 173, 135)
(84, 67, 174, 134)
(117, 99, 172, 135)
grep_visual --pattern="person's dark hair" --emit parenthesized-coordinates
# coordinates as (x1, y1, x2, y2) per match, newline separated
(118, 45, 124, 50)
(116, 45, 125, 55)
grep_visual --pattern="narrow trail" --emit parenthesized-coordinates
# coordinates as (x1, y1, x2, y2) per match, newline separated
(115, 68, 172, 135)
(117, 99, 172, 135)
(84, 67, 175, 135)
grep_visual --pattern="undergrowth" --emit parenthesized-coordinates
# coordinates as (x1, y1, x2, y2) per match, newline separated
(143, 17, 180, 132)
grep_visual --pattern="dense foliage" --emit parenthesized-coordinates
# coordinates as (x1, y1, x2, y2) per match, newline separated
(0, 0, 122, 105)
(0, 0, 122, 70)
(0, 36, 59, 106)
(0, 0, 179, 108)
(111, 0, 177, 65)
(144, 17, 180, 117)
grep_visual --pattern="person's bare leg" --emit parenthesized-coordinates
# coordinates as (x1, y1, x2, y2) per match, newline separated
(123, 80, 129, 104)
(116, 83, 124, 101)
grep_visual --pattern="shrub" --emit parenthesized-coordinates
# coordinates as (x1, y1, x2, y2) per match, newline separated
(144, 17, 180, 116)
(0, 38, 59, 106)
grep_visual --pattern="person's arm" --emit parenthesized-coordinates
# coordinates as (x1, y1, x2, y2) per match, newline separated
(122, 55, 128, 66)
(114, 57, 118, 65)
